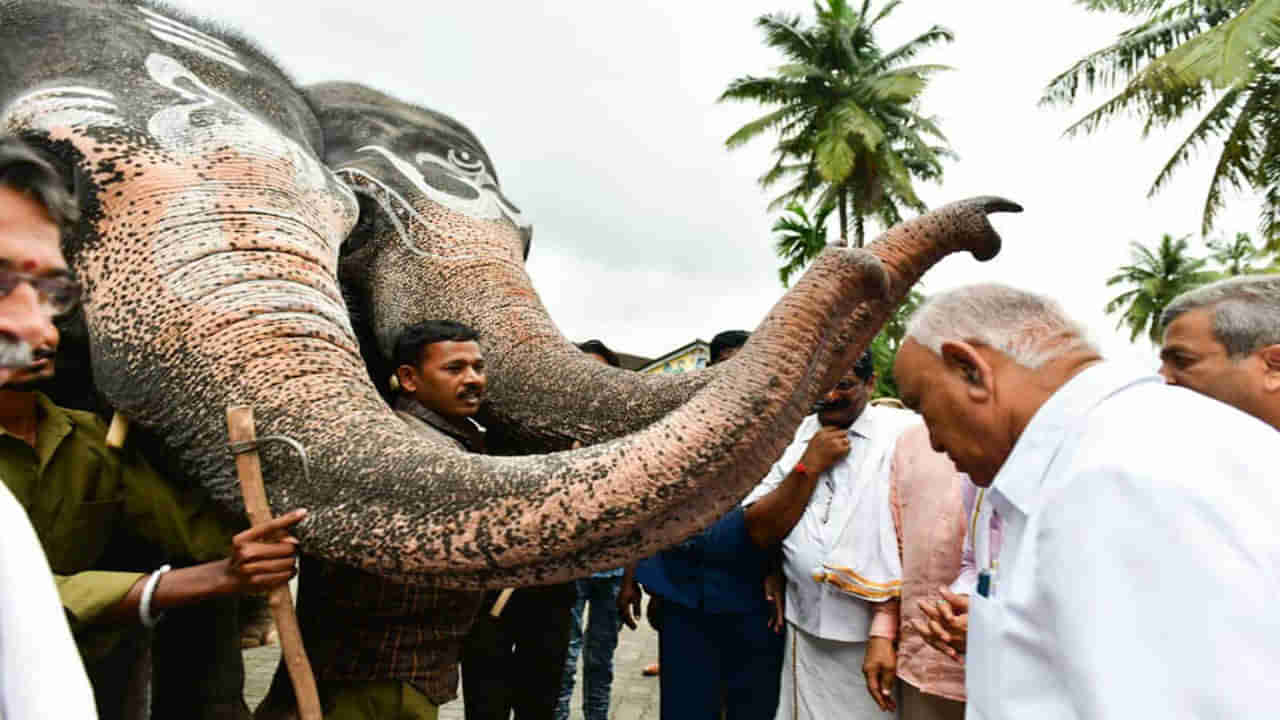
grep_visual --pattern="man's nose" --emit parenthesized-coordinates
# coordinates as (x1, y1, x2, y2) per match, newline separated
(823, 388, 841, 402)
(0, 283, 58, 349)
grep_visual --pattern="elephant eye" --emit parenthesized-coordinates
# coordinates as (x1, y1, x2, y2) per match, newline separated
(447, 148, 484, 174)
(342, 193, 379, 255)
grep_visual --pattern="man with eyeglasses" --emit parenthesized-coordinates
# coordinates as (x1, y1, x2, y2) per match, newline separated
(741, 351, 920, 720)
(0, 136, 99, 718)
(0, 136, 304, 720)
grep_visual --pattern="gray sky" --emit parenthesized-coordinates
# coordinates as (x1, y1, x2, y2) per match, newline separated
(181, 0, 1263, 365)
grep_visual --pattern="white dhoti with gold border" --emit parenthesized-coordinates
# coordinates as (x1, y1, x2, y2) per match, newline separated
(774, 623, 892, 720)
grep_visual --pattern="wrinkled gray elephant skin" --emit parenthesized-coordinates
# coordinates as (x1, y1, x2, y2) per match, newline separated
(0, 1, 1018, 587)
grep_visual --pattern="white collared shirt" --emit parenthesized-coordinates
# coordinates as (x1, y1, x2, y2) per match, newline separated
(0, 481, 98, 719)
(967, 362, 1280, 720)
(744, 406, 916, 642)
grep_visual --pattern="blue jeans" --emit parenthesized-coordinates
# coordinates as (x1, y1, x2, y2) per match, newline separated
(554, 575, 622, 720)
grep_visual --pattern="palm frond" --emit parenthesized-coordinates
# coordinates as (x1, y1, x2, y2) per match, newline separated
(1144, 0, 1280, 90)
(1041, 9, 1226, 107)
(726, 107, 802, 149)
(873, 26, 956, 72)
(1197, 82, 1268, 233)
(1077, 0, 1185, 15)
(867, 0, 901, 28)
(755, 13, 817, 63)
(1147, 85, 1245, 196)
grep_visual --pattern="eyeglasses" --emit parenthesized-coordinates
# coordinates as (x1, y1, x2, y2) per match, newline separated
(0, 269, 81, 317)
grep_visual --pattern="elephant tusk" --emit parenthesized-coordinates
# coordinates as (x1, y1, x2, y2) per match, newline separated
(106, 412, 130, 449)
(489, 588, 515, 618)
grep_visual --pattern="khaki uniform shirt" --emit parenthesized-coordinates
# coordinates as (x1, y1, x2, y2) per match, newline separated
(0, 393, 231, 647)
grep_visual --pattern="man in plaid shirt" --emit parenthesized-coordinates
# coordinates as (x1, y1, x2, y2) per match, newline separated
(259, 319, 490, 720)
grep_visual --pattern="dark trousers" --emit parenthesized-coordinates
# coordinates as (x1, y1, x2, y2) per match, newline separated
(461, 583, 577, 720)
(657, 601, 784, 720)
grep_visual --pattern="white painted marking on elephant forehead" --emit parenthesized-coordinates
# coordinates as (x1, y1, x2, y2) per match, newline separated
(137, 6, 247, 74)
(356, 145, 524, 226)
(143, 55, 348, 317)
(138, 6, 237, 52)
(2, 86, 125, 132)
(337, 168, 487, 262)
(325, 167, 360, 223)
(144, 54, 327, 191)
(147, 30, 249, 73)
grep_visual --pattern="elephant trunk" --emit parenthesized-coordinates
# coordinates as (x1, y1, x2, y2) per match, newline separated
(445, 197, 1022, 454)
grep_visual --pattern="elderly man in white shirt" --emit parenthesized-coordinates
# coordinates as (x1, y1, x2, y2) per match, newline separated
(0, 480, 99, 719)
(893, 283, 1280, 720)
(745, 351, 917, 720)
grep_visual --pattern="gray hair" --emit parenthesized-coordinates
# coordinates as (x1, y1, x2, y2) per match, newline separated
(1162, 276, 1280, 358)
(906, 283, 1098, 369)
(0, 136, 79, 230)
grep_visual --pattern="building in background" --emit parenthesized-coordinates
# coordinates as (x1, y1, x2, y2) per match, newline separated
(639, 340, 709, 375)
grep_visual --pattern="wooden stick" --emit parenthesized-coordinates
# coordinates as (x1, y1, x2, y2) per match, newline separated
(106, 412, 129, 449)
(227, 406, 322, 720)
(489, 587, 515, 618)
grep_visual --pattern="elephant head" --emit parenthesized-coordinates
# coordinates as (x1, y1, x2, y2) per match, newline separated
(1, 2, 1017, 588)
(308, 82, 713, 453)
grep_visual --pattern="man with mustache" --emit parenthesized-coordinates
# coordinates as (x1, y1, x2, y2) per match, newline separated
(439, 327, 576, 720)
(741, 351, 919, 720)
(0, 136, 305, 720)
(0, 135, 98, 718)
(280, 319, 493, 720)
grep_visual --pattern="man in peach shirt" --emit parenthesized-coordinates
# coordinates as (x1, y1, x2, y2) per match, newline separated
(862, 424, 969, 720)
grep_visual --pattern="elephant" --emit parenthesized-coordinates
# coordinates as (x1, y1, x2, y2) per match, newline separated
(0, 0, 1018, 593)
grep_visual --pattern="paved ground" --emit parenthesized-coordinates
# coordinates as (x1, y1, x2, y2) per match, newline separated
(243, 622, 661, 719)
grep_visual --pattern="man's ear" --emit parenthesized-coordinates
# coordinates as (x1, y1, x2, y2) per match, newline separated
(940, 340, 993, 402)
(1260, 344, 1280, 392)
(395, 365, 418, 394)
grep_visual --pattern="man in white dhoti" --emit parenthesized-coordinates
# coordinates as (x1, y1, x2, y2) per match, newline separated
(744, 352, 918, 720)
(1161, 275, 1280, 430)
(893, 283, 1280, 720)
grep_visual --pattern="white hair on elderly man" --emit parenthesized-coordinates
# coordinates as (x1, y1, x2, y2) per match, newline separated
(905, 283, 1099, 370)
(1161, 275, 1280, 358)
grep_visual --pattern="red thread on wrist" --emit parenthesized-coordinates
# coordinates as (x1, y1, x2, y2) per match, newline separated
(794, 462, 809, 476)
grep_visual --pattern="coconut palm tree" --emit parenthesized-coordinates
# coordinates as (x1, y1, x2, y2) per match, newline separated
(721, 0, 956, 247)
(1206, 231, 1279, 275)
(773, 202, 835, 287)
(1105, 233, 1215, 343)
(1042, 1, 1280, 236)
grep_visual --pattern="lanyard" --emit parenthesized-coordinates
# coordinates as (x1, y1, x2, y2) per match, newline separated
(969, 487, 987, 543)
(973, 489, 997, 597)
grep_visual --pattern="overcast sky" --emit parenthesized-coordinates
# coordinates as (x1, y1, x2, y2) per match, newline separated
(180, 0, 1263, 365)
